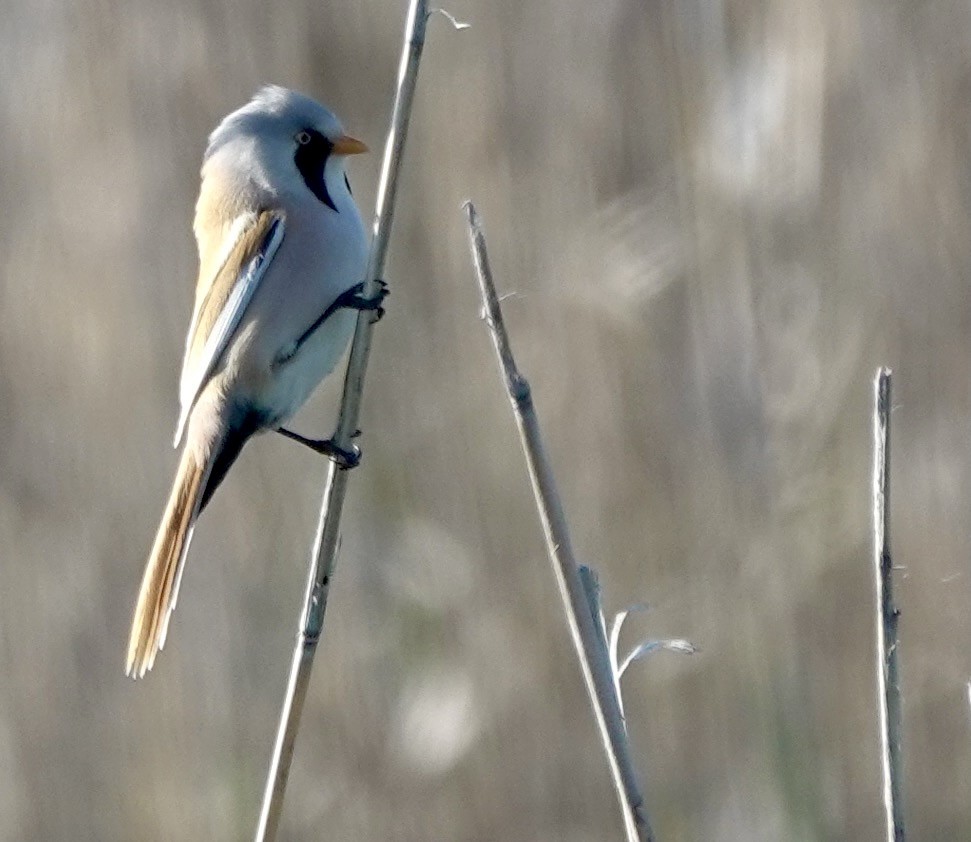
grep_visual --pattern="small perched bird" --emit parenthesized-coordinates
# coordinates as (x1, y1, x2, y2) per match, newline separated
(126, 86, 380, 678)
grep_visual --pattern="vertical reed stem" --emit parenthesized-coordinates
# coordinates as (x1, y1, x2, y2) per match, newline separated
(255, 3, 429, 838)
(873, 367, 905, 842)
(464, 202, 654, 842)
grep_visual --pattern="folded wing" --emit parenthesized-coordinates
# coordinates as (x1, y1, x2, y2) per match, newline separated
(174, 210, 285, 446)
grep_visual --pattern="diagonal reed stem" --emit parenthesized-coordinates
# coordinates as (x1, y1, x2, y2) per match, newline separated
(873, 367, 905, 841)
(254, 2, 429, 838)
(463, 202, 654, 842)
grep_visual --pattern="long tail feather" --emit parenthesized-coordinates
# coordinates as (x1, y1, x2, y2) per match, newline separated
(126, 447, 210, 679)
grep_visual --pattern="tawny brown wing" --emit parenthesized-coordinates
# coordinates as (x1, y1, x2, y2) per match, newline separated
(173, 209, 285, 446)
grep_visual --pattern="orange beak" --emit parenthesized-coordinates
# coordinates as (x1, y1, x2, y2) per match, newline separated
(332, 134, 369, 155)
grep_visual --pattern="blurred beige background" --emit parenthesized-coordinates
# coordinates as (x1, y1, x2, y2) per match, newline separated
(0, 0, 969, 839)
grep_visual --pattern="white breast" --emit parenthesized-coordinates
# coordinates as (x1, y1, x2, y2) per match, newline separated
(227, 188, 368, 426)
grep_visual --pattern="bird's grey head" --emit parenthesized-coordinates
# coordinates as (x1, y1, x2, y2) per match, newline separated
(204, 85, 366, 210)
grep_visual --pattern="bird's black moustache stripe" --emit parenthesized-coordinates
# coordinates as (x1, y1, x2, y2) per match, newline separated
(294, 129, 338, 211)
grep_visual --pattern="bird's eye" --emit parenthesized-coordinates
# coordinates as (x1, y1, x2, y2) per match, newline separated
(295, 130, 312, 145)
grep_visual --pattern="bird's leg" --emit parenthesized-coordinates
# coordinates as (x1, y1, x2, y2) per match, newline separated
(333, 279, 389, 322)
(275, 282, 390, 371)
(276, 427, 361, 469)
(272, 281, 386, 466)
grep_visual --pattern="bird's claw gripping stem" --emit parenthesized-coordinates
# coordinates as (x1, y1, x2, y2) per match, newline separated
(276, 428, 361, 469)
(336, 279, 389, 322)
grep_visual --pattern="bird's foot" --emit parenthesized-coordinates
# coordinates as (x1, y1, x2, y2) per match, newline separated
(335, 280, 389, 322)
(276, 427, 361, 469)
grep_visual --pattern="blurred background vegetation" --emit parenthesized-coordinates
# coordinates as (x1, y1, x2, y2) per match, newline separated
(0, 0, 968, 839)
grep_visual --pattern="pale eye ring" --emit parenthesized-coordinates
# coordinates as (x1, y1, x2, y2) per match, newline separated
(295, 130, 312, 145)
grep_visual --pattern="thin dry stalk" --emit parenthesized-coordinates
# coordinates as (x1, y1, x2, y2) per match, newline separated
(254, 2, 430, 838)
(464, 202, 654, 842)
(873, 367, 905, 842)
